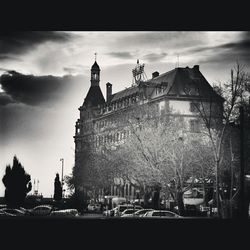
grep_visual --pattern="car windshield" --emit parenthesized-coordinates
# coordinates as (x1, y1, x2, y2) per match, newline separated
(119, 206, 132, 212)
(6, 209, 18, 214)
(137, 210, 150, 214)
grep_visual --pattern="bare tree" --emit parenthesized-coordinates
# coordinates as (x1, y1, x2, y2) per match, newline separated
(192, 62, 248, 218)
(107, 114, 215, 215)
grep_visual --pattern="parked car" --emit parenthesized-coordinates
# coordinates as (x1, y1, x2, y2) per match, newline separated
(0, 208, 26, 217)
(131, 199, 144, 206)
(143, 210, 182, 218)
(50, 209, 79, 217)
(114, 204, 143, 217)
(30, 205, 53, 216)
(133, 209, 154, 217)
(87, 203, 101, 212)
(103, 207, 116, 217)
(111, 197, 127, 208)
(120, 209, 140, 217)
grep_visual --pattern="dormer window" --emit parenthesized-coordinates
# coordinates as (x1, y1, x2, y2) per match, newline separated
(156, 84, 165, 95)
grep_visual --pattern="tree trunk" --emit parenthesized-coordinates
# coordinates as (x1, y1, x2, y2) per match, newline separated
(215, 160, 221, 218)
(203, 182, 208, 205)
(152, 190, 160, 210)
(229, 135, 234, 218)
(176, 191, 185, 216)
(144, 190, 151, 208)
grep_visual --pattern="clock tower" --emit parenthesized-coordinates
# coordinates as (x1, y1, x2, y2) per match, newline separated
(90, 59, 100, 87)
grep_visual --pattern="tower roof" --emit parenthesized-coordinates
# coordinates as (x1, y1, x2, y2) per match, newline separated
(83, 86, 105, 107)
(91, 61, 100, 71)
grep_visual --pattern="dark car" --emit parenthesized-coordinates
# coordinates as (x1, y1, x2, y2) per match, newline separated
(0, 208, 26, 217)
(30, 205, 53, 216)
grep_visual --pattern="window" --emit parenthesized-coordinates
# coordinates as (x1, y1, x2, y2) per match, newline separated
(156, 85, 165, 95)
(132, 96, 136, 103)
(190, 102, 200, 112)
(190, 120, 200, 133)
(159, 101, 165, 115)
(152, 211, 175, 217)
(76, 127, 80, 134)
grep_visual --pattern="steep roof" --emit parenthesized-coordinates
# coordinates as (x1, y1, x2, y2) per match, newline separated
(111, 86, 139, 102)
(91, 61, 100, 71)
(104, 65, 224, 105)
(83, 86, 105, 107)
(147, 66, 224, 101)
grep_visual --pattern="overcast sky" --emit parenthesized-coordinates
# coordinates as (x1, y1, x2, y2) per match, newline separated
(0, 31, 249, 197)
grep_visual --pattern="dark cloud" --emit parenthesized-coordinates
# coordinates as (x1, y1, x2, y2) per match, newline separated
(0, 92, 15, 106)
(0, 54, 21, 61)
(0, 70, 84, 106)
(0, 31, 73, 60)
(107, 52, 134, 59)
(183, 32, 250, 68)
(217, 40, 250, 51)
(143, 52, 167, 62)
(187, 32, 250, 55)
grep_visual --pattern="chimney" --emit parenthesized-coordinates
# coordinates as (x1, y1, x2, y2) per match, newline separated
(193, 65, 199, 71)
(152, 71, 159, 78)
(106, 82, 112, 103)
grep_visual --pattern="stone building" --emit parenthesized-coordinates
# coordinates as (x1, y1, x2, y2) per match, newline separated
(74, 59, 224, 201)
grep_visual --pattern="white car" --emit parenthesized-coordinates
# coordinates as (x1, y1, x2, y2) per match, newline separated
(114, 204, 143, 217)
(120, 209, 139, 217)
(50, 209, 79, 217)
(30, 205, 53, 216)
(143, 210, 181, 218)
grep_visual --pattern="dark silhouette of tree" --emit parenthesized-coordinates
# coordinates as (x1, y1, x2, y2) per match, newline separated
(2, 156, 32, 208)
(54, 173, 62, 202)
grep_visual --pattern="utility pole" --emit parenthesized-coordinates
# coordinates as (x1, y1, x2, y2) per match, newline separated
(60, 158, 64, 198)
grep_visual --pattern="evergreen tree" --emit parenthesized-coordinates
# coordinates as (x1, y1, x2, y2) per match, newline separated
(2, 156, 32, 208)
(54, 173, 62, 202)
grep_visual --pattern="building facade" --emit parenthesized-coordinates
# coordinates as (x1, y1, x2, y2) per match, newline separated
(74, 60, 224, 201)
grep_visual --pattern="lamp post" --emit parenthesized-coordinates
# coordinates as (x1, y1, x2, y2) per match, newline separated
(60, 158, 64, 198)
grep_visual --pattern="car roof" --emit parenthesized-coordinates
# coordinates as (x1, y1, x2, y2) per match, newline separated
(148, 210, 179, 215)
(34, 205, 52, 208)
(152, 210, 176, 213)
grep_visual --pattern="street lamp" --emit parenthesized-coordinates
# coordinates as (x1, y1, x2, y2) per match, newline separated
(60, 158, 64, 198)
